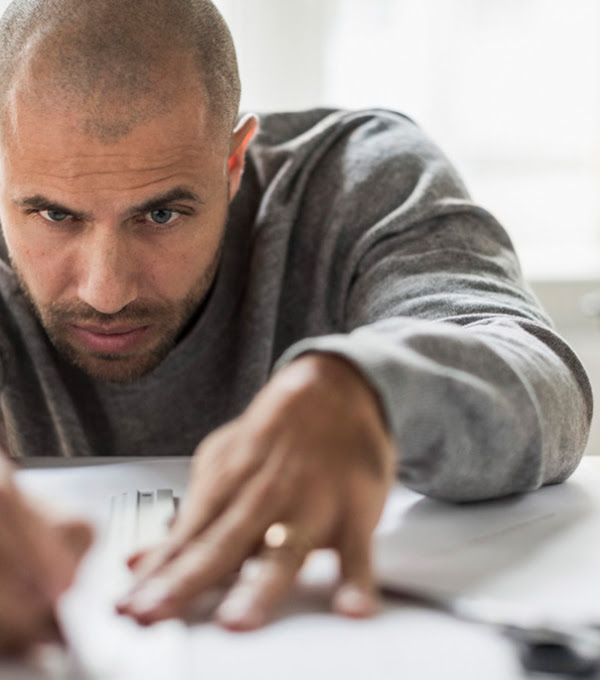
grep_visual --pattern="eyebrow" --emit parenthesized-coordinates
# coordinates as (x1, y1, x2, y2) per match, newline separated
(14, 195, 92, 221)
(126, 187, 205, 218)
(14, 186, 205, 221)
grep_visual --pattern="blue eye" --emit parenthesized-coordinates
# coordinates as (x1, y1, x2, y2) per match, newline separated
(148, 209, 175, 225)
(41, 210, 69, 222)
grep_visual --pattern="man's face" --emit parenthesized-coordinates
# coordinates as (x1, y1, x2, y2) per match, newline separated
(0, 87, 244, 382)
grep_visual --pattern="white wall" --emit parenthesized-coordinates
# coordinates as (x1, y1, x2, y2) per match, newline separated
(215, 0, 600, 282)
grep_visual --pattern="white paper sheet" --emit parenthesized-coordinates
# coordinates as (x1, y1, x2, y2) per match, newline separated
(376, 458, 600, 620)
(6, 456, 600, 680)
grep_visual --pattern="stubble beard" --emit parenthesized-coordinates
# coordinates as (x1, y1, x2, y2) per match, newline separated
(10, 241, 223, 384)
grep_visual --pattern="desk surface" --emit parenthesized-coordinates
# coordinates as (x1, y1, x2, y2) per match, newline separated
(5, 456, 600, 680)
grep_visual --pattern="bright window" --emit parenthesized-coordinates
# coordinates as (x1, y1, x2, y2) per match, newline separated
(216, 0, 600, 280)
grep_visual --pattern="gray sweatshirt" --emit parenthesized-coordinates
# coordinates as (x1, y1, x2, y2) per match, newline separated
(0, 109, 592, 501)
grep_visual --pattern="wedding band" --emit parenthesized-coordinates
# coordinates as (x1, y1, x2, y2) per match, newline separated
(263, 522, 312, 557)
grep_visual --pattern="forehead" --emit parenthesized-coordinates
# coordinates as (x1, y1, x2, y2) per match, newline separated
(0, 88, 225, 201)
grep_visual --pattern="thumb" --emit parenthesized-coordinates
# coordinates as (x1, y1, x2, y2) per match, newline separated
(56, 519, 94, 562)
(38, 518, 94, 598)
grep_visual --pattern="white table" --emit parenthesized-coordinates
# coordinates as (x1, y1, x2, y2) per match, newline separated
(4, 455, 600, 680)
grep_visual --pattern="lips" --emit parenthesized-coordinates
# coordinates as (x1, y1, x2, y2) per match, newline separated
(70, 323, 150, 354)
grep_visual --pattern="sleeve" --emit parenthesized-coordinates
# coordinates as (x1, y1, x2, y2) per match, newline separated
(274, 110, 593, 502)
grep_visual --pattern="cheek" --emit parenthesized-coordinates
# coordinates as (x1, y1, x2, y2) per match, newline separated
(145, 237, 219, 300)
(1, 212, 70, 302)
(146, 206, 227, 299)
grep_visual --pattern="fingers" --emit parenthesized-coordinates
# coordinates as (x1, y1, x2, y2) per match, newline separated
(117, 452, 293, 623)
(0, 481, 90, 602)
(53, 518, 94, 587)
(175, 423, 271, 541)
(124, 432, 296, 585)
(122, 424, 274, 586)
(0, 514, 93, 655)
(0, 563, 58, 655)
(121, 505, 378, 630)
(0, 466, 93, 654)
(121, 522, 312, 631)
(116, 352, 393, 633)
(215, 542, 308, 631)
(120, 483, 380, 632)
(332, 525, 378, 619)
(0, 483, 59, 595)
(25, 509, 94, 597)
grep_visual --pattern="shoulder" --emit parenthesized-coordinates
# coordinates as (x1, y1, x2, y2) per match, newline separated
(245, 108, 468, 203)
(251, 108, 418, 149)
(0, 259, 26, 381)
(0, 257, 24, 318)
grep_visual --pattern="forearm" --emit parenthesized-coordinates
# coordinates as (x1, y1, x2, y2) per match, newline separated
(275, 316, 591, 502)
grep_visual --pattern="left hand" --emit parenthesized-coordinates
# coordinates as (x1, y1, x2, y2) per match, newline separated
(116, 354, 396, 630)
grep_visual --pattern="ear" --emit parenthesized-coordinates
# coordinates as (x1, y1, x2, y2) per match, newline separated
(228, 113, 258, 202)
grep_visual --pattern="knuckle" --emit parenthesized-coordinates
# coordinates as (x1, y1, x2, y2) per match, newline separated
(161, 562, 213, 612)
(255, 450, 301, 508)
(170, 570, 202, 604)
(191, 427, 228, 467)
(228, 446, 261, 481)
(258, 476, 287, 511)
(244, 474, 281, 517)
(191, 424, 242, 473)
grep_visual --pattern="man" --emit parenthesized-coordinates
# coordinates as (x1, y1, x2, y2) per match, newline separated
(0, 0, 591, 654)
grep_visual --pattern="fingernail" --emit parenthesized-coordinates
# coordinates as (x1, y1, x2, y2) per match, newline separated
(127, 579, 171, 616)
(217, 592, 264, 630)
(115, 586, 138, 611)
(335, 584, 376, 618)
(115, 595, 133, 613)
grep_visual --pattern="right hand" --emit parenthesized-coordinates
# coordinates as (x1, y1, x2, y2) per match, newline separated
(0, 457, 93, 654)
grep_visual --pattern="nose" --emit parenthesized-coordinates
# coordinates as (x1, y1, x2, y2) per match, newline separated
(76, 227, 138, 314)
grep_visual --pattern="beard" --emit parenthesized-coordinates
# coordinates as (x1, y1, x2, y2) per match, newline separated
(11, 241, 223, 384)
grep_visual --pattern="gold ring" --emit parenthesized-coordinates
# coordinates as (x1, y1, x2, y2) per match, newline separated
(263, 522, 313, 557)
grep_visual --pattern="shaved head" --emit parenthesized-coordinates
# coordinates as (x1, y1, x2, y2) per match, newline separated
(0, 0, 241, 143)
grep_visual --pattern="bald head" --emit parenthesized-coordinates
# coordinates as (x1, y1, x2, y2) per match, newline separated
(0, 0, 241, 143)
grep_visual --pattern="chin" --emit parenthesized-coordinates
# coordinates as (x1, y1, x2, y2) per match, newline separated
(82, 359, 159, 383)
(72, 355, 160, 383)
(55, 342, 172, 383)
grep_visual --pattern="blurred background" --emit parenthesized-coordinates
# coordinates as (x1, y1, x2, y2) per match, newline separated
(213, 0, 600, 452)
(215, 0, 600, 281)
